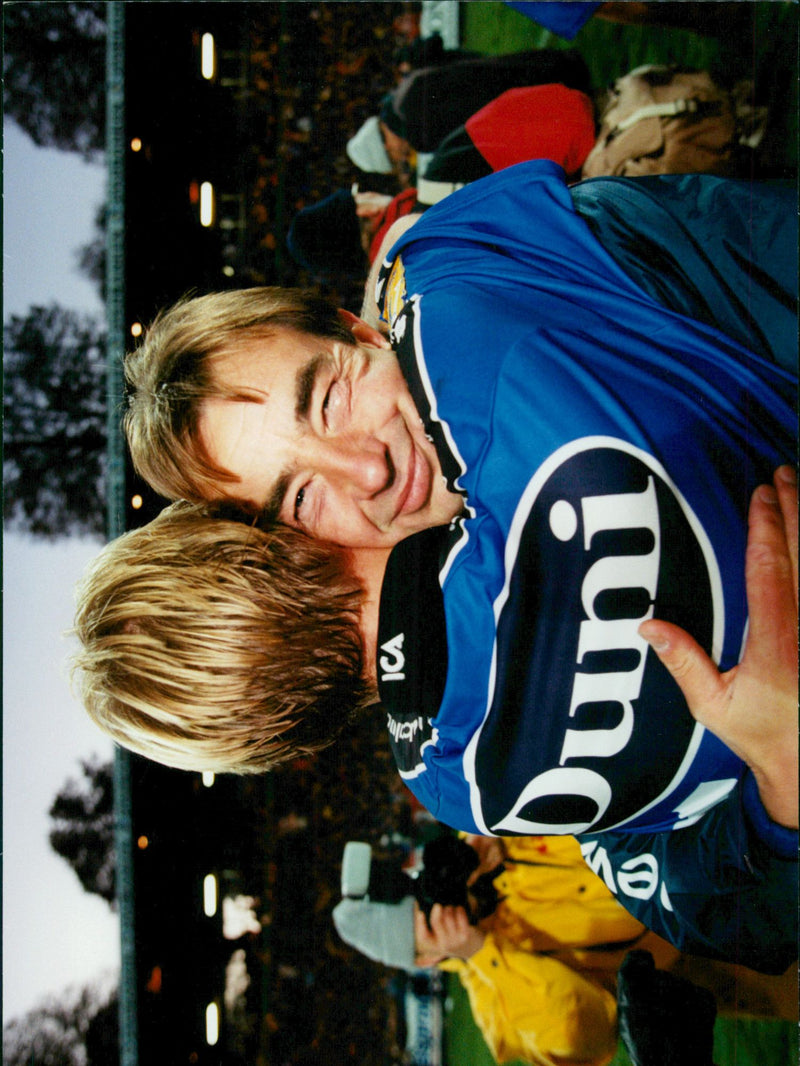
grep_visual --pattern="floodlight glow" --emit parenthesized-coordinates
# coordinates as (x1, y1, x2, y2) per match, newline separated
(200, 182, 214, 227)
(202, 771, 215, 787)
(203, 874, 218, 917)
(130, 137, 143, 153)
(201, 33, 216, 80)
(131, 495, 143, 510)
(130, 321, 143, 337)
(205, 1003, 220, 1045)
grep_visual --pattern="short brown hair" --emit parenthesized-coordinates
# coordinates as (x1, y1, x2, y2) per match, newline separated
(72, 501, 369, 773)
(123, 287, 352, 502)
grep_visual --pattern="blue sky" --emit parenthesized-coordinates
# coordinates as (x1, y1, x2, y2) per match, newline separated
(3, 119, 121, 1023)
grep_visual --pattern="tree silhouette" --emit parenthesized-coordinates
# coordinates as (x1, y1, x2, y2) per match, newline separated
(3, 2, 106, 159)
(49, 757, 116, 907)
(3, 304, 107, 539)
(76, 202, 107, 303)
(84, 993, 120, 1066)
(3, 985, 118, 1066)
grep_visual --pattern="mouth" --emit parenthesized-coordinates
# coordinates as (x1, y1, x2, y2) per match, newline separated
(396, 441, 430, 518)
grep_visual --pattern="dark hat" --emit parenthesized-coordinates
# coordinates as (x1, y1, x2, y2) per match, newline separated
(286, 189, 366, 278)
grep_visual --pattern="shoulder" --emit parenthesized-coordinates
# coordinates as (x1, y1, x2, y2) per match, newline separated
(361, 214, 422, 327)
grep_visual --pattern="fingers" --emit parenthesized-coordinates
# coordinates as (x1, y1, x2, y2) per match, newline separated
(745, 472, 798, 648)
(414, 905, 439, 953)
(638, 619, 728, 730)
(775, 466, 798, 603)
(464, 834, 505, 880)
(428, 903, 471, 937)
(422, 903, 485, 960)
(638, 466, 799, 742)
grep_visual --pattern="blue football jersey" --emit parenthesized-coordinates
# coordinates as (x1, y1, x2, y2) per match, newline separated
(375, 161, 797, 840)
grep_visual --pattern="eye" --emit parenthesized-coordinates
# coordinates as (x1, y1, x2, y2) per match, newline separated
(322, 379, 346, 428)
(293, 485, 307, 522)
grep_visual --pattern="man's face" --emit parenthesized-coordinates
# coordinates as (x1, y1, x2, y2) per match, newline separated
(379, 120, 413, 165)
(198, 326, 463, 549)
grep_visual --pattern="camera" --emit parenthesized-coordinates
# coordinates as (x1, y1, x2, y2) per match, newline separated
(342, 835, 501, 928)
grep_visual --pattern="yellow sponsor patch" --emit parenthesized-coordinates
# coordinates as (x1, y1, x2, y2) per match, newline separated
(383, 255, 408, 326)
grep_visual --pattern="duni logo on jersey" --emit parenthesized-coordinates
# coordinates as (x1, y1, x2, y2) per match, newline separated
(380, 632, 406, 682)
(472, 437, 724, 837)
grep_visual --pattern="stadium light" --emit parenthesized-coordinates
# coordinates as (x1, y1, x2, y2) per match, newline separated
(203, 873, 218, 917)
(202, 771, 215, 787)
(201, 33, 216, 80)
(205, 1002, 220, 1045)
(200, 182, 215, 227)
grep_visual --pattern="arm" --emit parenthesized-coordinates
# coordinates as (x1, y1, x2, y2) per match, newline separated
(639, 466, 798, 829)
(462, 832, 506, 878)
(416, 903, 618, 1065)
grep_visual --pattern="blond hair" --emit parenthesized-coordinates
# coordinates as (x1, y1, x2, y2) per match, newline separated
(123, 287, 353, 502)
(72, 501, 369, 773)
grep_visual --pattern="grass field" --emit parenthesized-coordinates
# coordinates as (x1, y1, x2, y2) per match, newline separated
(439, 4, 799, 1064)
(442, 973, 799, 1066)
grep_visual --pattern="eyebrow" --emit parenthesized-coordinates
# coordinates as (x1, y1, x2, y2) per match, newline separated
(260, 351, 329, 525)
(295, 351, 329, 422)
(261, 471, 291, 527)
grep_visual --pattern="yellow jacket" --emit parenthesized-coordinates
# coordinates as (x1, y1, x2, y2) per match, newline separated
(439, 835, 679, 1066)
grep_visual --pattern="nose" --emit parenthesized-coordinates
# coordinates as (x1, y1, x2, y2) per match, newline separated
(318, 437, 392, 496)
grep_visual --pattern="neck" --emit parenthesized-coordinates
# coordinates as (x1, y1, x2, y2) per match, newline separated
(347, 546, 391, 696)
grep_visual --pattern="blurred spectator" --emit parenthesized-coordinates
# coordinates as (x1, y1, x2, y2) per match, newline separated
(582, 65, 768, 178)
(347, 48, 592, 180)
(427, 83, 595, 184)
(335, 834, 679, 1066)
(290, 83, 596, 280)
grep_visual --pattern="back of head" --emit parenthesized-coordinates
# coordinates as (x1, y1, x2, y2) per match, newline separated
(123, 287, 352, 503)
(72, 501, 368, 772)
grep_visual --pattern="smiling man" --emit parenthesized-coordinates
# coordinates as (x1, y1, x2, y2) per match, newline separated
(195, 321, 463, 548)
(125, 289, 465, 545)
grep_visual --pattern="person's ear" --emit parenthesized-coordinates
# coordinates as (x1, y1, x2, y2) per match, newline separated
(338, 309, 392, 349)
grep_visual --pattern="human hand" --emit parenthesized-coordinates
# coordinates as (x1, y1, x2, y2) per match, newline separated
(354, 192, 393, 218)
(414, 902, 485, 965)
(640, 466, 798, 829)
(463, 834, 505, 880)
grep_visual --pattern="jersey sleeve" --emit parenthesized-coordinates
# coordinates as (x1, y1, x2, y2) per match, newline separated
(578, 774, 798, 974)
